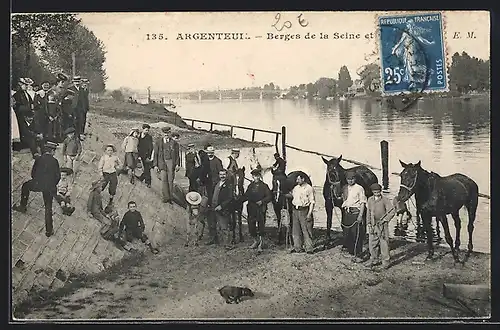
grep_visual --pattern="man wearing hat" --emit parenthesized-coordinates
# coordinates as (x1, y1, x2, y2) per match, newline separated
(152, 126, 180, 203)
(185, 191, 209, 247)
(340, 172, 368, 262)
(205, 145, 224, 203)
(20, 111, 45, 158)
(13, 141, 61, 237)
(366, 183, 396, 269)
(67, 76, 86, 139)
(240, 168, 273, 252)
(80, 78, 90, 134)
(137, 124, 154, 188)
(208, 169, 234, 247)
(184, 143, 199, 192)
(270, 152, 287, 193)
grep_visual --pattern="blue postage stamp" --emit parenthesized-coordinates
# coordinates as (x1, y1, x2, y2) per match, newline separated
(378, 12, 448, 95)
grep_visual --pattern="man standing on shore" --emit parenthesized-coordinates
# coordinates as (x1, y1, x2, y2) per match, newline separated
(138, 124, 154, 188)
(185, 143, 198, 192)
(153, 126, 180, 203)
(241, 168, 273, 252)
(288, 173, 315, 254)
(209, 169, 234, 248)
(13, 141, 61, 237)
(205, 145, 224, 203)
(341, 172, 367, 262)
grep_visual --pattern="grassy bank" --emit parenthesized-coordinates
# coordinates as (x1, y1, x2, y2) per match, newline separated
(90, 99, 271, 150)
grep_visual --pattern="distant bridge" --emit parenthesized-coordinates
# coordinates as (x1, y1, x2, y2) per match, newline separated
(132, 89, 288, 102)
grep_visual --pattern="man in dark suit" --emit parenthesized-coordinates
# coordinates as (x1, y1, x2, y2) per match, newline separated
(66, 76, 86, 139)
(205, 145, 224, 204)
(33, 81, 51, 138)
(153, 126, 180, 203)
(138, 124, 154, 188)
(13, 141, 61, 237)
(21, 112, 45, 158)
(208, 169, 234, 248)
(80, 78, 90, 135)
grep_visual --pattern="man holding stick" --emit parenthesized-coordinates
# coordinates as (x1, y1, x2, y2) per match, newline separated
(366, 183, 397, 269)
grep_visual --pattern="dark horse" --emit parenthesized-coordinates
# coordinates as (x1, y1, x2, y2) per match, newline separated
(229, 167, 246, 244)
(396, 160, 478, 263)
(322, 155, 378, 241)
(271, 170, 312, 245)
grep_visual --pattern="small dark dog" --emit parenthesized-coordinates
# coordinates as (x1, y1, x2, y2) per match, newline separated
(218, 285, 254, 304)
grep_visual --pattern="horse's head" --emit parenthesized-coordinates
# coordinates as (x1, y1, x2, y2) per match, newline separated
(322, 155, 344, 198)
(396, 160, 422, 203)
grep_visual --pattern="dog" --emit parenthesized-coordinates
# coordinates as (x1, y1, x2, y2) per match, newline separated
(218, 285, 254, 304)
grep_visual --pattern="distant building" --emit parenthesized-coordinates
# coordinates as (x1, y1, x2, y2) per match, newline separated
(347, 79, 366, 97)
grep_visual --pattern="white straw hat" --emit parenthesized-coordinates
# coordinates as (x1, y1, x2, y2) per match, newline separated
(186, 191, 202, 205)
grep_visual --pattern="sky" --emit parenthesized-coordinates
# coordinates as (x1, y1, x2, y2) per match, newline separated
(78, 11, 490, 93)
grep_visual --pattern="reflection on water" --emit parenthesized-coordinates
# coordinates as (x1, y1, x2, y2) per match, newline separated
(174, 96, 490, 252)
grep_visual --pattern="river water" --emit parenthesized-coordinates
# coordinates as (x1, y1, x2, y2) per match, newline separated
(173, 97, 490, 253)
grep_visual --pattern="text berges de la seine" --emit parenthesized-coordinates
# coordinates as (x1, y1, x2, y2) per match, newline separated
(172, 32, 375, 41)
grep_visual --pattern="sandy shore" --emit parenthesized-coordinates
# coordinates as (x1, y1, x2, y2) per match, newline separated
(13, 101, 491, 320)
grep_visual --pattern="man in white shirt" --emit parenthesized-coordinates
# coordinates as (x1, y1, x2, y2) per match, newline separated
(341, 171, 367, 262)
(288, 173, 315, 254)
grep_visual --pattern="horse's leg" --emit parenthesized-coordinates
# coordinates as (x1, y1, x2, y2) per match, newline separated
(231, 212, 236, 245)
(465, 195, 478, 260)
(451, 212, 461, 251)
(435, 217, 442, 242)
(325, 199, 333, 242)
(422, 214, 434, 260)
(438, 215, 460, 263)
(238, 207, 244, 243)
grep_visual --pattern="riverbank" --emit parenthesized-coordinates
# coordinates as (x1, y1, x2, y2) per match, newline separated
(12, 105, 490, 320)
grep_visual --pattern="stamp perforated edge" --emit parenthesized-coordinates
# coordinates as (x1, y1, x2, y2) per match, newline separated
(373, 11, 450, 96)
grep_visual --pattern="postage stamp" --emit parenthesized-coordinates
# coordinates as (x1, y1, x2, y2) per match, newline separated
(378, 12, 448, 95)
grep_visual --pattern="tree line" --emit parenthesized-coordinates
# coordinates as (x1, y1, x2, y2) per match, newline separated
(11, 14, 107, 92)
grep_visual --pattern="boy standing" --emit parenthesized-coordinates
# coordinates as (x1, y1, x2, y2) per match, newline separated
(366, 183, 396, 269)
(62, 127, 82, 182)
(118, 201, 159, 254)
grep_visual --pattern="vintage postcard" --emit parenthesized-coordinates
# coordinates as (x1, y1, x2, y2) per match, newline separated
(10, 11, 490, 320)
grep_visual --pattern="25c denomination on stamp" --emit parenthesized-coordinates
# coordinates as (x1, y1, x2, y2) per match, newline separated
(378, 12, 448, 95)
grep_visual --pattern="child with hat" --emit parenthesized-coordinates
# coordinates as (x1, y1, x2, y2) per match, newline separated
(62, 126, 82, 182)
(121, 127, 140, 184)
(185, 191, 209, 247)
(366, 183, 396, 269)
(55, 167, 76, 215)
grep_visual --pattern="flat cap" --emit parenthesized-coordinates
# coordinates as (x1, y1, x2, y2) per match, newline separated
(72, 75, 81, 82)
(44, 141, 59, 149)
(187, 143, 195, 147)
(64, 127, 75, 135)
(231, 148, 240, 153)
(370, 183, 382, 191)
(60, 167, 74, 175)
(250, 168, 262, 176)
(206, 146, 215, 152)
(57, 73, 69, 81)
(346, 172, 356, 179)
(161, 126, 171, 133)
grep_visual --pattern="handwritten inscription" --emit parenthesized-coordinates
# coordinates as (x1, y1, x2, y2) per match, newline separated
(271, 13, 309, 32)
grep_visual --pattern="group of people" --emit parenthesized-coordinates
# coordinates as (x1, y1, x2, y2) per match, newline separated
(11, 76, 399, 266)
(11, 74, 91, 159)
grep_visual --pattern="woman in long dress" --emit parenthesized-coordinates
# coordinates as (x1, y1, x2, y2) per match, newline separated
(11, 91, 20, 143)
(391, 19, 435, 89)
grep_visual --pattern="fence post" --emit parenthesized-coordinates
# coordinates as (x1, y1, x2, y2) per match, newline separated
(191, 120, 195, 128)
(380, 140, 389, 190)
(210, 123, 214, 132)
(251, 130, 256, 142)
(275, 133, 279, 154)
(230, 126, 234, 137)
(281, 126, 287, 161)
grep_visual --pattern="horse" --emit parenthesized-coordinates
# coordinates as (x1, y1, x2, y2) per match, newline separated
(396, 160, 478, 263)
(271, 170, 312, 245)
(321, 155, 378, 242)
(229, 167, 246, 244)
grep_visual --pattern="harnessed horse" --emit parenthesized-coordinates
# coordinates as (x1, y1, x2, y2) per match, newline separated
(229, 167, 246, 244)
(396, 160, 479, 264)
(271, 170, 312, 245)
(321, 155, 378, 242)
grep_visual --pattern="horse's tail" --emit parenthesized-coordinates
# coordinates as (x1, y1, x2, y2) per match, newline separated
(466, 178, 479, 222)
